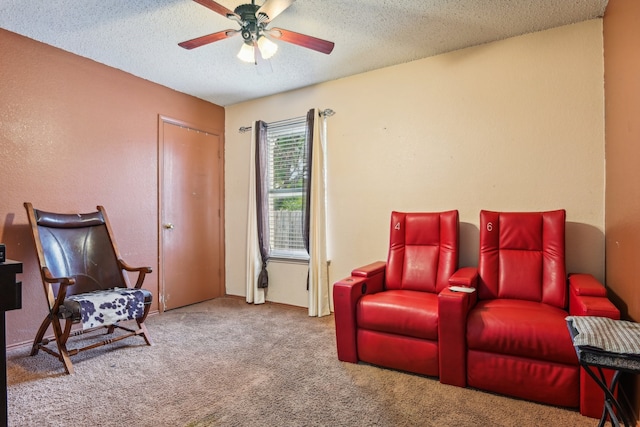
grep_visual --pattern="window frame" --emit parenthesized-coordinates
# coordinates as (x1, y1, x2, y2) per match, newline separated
(264, 117, 310, 262)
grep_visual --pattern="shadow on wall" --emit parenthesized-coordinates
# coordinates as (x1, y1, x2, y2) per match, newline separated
(565, 221, 605, 281)
(457, 221, 605, 286)
(1, 212, 34, 264)
(2, 211, 45, 316)
(459, 222, 479, 269)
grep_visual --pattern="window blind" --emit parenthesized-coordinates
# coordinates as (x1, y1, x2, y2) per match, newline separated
(266, 116, 309, 258)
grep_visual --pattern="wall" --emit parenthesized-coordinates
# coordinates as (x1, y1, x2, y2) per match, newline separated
(603, 0, 640, 420)
(225, 20, 606, 307)
(0, 29, 225, 347)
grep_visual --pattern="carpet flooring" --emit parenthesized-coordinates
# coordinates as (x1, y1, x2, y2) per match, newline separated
(7, 297, 602, 426)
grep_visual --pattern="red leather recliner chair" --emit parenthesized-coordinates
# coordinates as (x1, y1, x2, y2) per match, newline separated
(439, 210, 619, 418)
(333, 210, 459, 377)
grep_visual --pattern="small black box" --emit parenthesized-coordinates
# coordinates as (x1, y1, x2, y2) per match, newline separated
(0, 243, 5, 263)
(0, 281, 21, 311)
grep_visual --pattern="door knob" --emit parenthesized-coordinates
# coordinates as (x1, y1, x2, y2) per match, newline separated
(163, 223, 174, 229)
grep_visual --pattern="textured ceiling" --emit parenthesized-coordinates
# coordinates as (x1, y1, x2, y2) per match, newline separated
(0, 0, 608, 106)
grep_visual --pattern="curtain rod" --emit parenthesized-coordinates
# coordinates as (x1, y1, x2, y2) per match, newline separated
(239, 108, 335, 133)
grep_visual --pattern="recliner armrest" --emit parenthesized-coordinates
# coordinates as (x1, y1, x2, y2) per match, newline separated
(438, 284, 477, 387)
(449, 266, 478, 288)
(351, 261, 386, 278)
(350, 261, 386, 294)
(569, 273, 607, 297)
(333, 261, 386, 363)
(568, 274, 620, 318)
(568, 273, 621, 419)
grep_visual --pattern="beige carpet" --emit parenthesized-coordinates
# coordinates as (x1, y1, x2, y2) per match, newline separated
(7, 297, 601, 426)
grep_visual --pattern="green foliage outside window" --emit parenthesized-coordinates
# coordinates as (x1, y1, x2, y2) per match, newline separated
(271, 133, 307, 212)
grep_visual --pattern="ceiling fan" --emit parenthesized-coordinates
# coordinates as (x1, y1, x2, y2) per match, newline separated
(179, 0, 335, 65)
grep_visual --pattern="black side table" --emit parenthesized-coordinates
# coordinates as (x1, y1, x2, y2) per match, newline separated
(0, 260, 22, 427)
(567, 317, 640, 427)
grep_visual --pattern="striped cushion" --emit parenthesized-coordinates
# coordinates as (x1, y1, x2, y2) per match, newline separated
(567, 316, 640, 354)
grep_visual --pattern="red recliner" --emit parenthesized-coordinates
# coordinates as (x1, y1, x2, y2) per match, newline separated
(333, 210, 459, 377)
(439, 210, 619, 418)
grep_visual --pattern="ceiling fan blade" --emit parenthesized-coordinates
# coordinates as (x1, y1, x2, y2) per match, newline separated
(256, 0, 295, 23)
(268, 28, 334, 54)
(192, 0, 240, 21)
(178, 30, 239, 50)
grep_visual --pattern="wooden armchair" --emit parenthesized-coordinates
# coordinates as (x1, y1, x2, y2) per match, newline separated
(24, 202, 153, 374)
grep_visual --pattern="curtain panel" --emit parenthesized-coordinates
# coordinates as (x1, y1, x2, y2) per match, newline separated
(245, 121, 267, 304)
(307, 109, 331, 317)
(254, 120, 270, 288)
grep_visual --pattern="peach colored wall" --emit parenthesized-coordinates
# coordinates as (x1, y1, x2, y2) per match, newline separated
(604, 0, 640, 322)
(603, 0, 640, 419)
(225, 20, 606, 308)
(0, 29, 224, 347)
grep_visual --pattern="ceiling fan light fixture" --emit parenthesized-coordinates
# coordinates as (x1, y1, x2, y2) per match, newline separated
(237, 42, 255, 63)
(257, 36, 278, 59)
(180, 0, 334, 62)
(237, 36, 278, 63)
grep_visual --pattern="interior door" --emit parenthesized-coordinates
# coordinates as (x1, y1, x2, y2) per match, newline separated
(160, 118, 223, 310)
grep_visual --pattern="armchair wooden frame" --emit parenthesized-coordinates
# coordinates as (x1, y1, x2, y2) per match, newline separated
(24, 202, 153, 374)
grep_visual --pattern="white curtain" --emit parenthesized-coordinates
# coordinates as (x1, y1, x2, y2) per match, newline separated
(246, 123, 265, 304)
(308, 109, 331, 317)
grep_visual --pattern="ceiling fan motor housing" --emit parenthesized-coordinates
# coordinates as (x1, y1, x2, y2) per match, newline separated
(235, 3, 263, 42)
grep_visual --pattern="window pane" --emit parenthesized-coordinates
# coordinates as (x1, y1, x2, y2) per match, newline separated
(266, 117, 308, 258)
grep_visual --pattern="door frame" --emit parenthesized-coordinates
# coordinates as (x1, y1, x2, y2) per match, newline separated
(158, 115, 226, 312)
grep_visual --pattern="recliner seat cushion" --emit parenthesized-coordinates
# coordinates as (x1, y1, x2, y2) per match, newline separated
(467, 299, 576, 365)
(357, 290, 438, 340)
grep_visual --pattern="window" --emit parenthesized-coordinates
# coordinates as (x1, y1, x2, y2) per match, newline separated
(265, 117, 310, 260)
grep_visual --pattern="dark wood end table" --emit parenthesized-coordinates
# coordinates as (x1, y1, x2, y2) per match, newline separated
(0, 260, 22, 427)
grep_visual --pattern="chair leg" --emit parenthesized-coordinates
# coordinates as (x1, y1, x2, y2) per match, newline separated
(51, 317, 74, 375)
(137, 303, 153, 346)
(137, 322, 153, 346)
(30, 315, 52, 356)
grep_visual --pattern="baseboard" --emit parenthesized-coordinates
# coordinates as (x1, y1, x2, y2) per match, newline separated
(222, 294, 309, 312)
